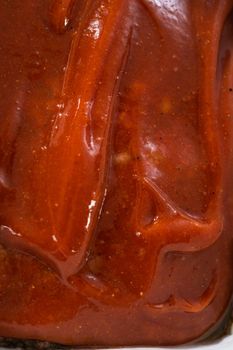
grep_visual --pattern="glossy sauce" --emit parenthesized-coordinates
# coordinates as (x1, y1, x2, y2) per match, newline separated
(0, 0, 233, 346)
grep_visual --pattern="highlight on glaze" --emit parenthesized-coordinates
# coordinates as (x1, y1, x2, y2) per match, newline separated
(50, 0, 75, 34)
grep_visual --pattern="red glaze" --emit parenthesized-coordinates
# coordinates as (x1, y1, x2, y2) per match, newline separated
(0, 0, 233, 346)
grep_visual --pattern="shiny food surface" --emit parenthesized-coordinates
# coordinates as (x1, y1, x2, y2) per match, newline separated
(0, 0, 233, 346)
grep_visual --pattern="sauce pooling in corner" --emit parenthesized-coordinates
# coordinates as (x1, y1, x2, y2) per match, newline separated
(0, 0, 233, 346)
